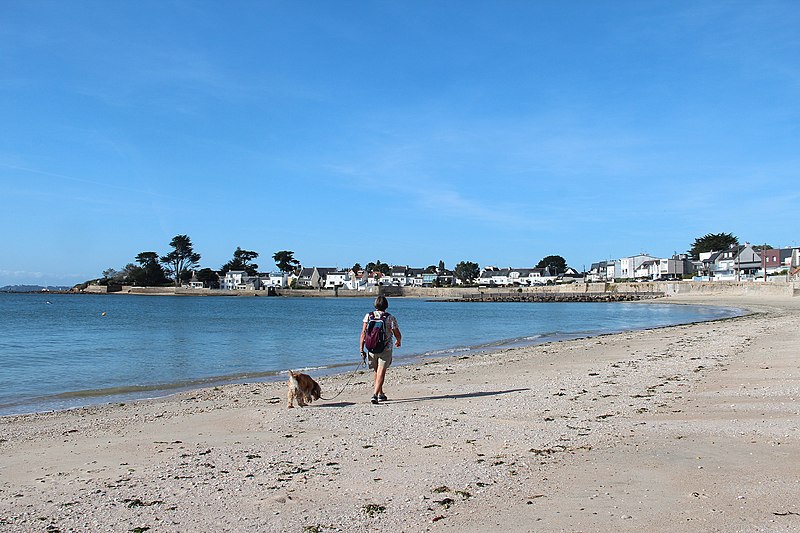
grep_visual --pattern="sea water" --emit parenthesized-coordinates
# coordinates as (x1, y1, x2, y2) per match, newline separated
(0, 292, 740, 416)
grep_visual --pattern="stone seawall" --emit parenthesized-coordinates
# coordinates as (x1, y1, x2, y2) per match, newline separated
(81, 285, 113, 294)
(402, 281, 798, 299)
(660, 280, 799, 298)
(82, 280, 799, 299)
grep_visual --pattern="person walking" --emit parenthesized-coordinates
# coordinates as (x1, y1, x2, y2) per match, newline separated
(359, 295, 401, 404)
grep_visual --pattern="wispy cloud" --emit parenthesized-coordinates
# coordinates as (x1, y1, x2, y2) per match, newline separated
(0, 270, 87, 287)
(321, 108, 659, 230)
(0, 163, 185, 203)
(323, 143, 533, 227)
(0, 270, 44, 279)
(412, 186, 530, 226)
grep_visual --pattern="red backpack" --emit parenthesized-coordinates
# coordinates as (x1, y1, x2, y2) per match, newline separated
(364, 311, 390, 353)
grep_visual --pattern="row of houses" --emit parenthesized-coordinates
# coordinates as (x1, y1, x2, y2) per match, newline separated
(588, 254, 694, 283)
(588, 245, 800, 283)
(190, 266, 459, 291)
(197, 264, 590, 291)
(295, 266, 458, 290)
(185, 244, 800, 291)
(475, 266, 582, 287)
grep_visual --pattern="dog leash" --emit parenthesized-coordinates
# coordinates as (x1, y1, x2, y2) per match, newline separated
(319, 356, 367, 401)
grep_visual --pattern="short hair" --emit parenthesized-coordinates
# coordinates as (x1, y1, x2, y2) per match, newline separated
(374, 295, 389, 311)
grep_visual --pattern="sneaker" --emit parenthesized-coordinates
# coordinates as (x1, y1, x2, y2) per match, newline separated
(378, 393, 388, 402)
(371, 394, 379, 404)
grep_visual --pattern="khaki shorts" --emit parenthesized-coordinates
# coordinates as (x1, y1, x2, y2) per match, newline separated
(368, 346, 393, 370)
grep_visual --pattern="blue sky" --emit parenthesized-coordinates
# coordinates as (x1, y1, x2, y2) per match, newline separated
(2, 1, 799, 286)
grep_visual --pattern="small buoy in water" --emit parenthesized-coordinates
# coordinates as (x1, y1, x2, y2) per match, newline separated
(101, 312, 107, 316)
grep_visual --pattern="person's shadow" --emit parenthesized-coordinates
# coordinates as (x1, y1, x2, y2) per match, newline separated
(316, 388, 529, 407)
(390, 388, 530, 404)
(317, 401, 357, 407)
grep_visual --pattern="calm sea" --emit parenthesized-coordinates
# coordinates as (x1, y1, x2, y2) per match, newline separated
(0, 293, 739, 416)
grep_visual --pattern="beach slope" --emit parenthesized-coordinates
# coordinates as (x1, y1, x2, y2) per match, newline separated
(1, 294, 799, 532)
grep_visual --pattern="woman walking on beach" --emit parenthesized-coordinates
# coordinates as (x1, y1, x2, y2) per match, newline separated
(360, 295, 401, 404)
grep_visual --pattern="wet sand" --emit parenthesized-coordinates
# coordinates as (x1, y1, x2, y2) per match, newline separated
(1, 294, 799, 532)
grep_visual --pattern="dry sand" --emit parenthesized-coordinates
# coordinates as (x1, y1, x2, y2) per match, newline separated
(1, 294, 799, 532)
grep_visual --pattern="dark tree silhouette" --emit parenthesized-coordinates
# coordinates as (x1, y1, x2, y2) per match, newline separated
(160, 235, 201, 286)
(688, 233, 738, 260)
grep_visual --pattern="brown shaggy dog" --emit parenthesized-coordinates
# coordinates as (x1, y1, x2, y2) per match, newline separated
(287, 370, 322, 408)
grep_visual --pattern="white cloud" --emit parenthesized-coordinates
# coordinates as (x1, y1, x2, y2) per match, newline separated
(0, 269, 87, 287)
(413, 187, 529, 226)
(0, 270, 44, 279)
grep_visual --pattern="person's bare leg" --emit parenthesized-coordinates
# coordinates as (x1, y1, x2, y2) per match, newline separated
(374, 365, 387, 396)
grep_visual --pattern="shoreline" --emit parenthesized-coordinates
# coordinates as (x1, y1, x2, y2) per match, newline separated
(1, 293, 799, 531)
(26, 278, 799, 300)
(0, 301, 743, 419)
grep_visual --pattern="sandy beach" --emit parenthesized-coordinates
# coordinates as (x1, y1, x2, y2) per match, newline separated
(1, 293, 799, 532)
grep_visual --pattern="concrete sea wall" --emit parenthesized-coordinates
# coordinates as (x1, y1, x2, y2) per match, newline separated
(392, 281, 799, 299)
(81, 280, 799, 299)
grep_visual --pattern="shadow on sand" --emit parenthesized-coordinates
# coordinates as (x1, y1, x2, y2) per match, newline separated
(389, 388, 530, 404)
(316, 401, 357, 408)
(314, 388, 530, 408)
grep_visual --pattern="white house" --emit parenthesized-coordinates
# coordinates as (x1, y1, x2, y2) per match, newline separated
(619, 254, 658, 280)
(510, 268, 550, 286)
(705, 244, 761, 280)
(261, 272, 289, 288)
(436, 269, 456, 286)
(296, 267, 336, 288)
(508, 269, 529, 286)
(408, 268, 425, 287)
(478, 268, 511, 287)
(360, 270, 390, 288)
(634, 260, 659, 280)
(559, 267, 583, 283)
(183, 271, 205, 289)
(587, 261, 614, 282)
(389, 266, 410, 286)
(324, 271, 350, 289)
(220, 270, 259, 290)
(339, 270, 361, 290)
(296, 268, 315, 287)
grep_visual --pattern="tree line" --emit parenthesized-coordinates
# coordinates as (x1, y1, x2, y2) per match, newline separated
(101, 235, 302, 288)
(99, 232, 744, 288)
(98, 234, 516, 288)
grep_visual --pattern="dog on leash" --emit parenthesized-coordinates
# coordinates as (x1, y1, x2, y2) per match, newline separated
(287, 370, 322, 408)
